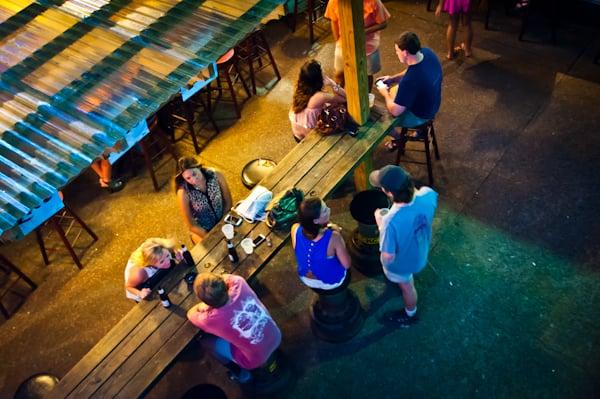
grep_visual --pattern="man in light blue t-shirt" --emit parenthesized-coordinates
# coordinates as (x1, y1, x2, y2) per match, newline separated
(371, 165, 438, 326)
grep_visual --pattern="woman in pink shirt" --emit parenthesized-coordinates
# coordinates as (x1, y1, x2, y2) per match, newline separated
(289, 60, 346, 141)
(187, 273, 282, 383)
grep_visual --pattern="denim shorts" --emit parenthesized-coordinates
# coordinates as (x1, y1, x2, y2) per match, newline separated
(334, 43, 382, 75)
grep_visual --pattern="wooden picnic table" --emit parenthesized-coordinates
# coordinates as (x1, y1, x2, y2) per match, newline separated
(48, 101, 398, 399)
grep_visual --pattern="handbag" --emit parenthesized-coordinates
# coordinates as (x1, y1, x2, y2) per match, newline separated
(316, 103, 348, 136)
(233, 185, 273, 223)
(266, 188, 304, 231)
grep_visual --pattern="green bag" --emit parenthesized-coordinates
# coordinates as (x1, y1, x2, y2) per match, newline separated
(266, 188, 304, 231)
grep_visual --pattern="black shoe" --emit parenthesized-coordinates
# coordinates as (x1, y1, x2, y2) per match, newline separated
(101, 178, 125, 193)
(381, 310, 418, 327)
(227, 369, 253, 384)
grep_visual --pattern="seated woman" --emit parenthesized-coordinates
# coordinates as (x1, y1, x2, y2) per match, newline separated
(124, 238, 181, 301)
(289, 59, 346, 142)
(291, 197, 351, 290)
(175, 157, 232, 244)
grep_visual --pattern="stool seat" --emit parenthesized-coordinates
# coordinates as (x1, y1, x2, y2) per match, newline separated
(14, 373, 59, 399)
(394, 120, 441, 186)
(217, 49, 235, 64)
(241, 158, 277, 189)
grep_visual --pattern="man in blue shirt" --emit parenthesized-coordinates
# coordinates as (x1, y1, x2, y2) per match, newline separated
(371, 165, 438, 326)
(376, 32, 442, 145)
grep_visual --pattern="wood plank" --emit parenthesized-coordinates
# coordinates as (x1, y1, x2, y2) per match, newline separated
(338, 0, 369, 124)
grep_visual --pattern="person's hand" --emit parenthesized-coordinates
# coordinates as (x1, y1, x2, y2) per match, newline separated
(326, 223, 342, 232)
(376, 84, 389, 97)
(174, 250, 184, 263)
(139, 288, 152, 300)
(323, 76, 337, 87)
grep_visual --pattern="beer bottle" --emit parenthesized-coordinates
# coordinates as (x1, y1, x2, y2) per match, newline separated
(157, 287, 171, 308)
(181, 244, 195, 267)
(226, 240, 239, 263)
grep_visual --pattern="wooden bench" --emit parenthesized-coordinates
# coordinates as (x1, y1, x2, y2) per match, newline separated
(48, 102, 398, 399)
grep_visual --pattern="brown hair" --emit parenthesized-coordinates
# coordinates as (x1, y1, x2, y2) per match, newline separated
(292, 60, 324, 113)
(174, 156, 205, 191)
(395, 31, 421, 55)
(298, 197, 323, 240)
(193, 273, 229, 308)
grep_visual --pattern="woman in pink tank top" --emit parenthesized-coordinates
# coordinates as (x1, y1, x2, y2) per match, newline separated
(289, 60, 346, 141)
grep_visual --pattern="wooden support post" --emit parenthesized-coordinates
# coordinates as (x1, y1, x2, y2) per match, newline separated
(338, 0, 370, 125)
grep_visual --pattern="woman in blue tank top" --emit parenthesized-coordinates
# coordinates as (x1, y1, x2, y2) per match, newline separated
(291, 197, 351, 290)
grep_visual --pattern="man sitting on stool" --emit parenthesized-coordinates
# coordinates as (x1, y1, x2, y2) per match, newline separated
(376, 31, 442, 150)
(187, 273, 282, 383)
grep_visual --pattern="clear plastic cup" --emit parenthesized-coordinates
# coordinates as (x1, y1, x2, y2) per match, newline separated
(240, 238, 254, 255)
(221, 224, 234, 240)
(368, 93, 375, 108)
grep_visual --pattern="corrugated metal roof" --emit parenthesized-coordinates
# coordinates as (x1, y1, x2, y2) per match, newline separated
(0, 0, 284, 241)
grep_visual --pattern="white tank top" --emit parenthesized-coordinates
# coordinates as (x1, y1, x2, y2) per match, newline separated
(124, 259, 158, 301)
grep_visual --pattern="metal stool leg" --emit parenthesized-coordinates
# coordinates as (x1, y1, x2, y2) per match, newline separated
(139, 138, 160, 191)
(183, 100, 201, 154)
(65, 205, 98, 242)
(424, 134, 434, 186)
(0, 254, 36, 289)
(35, 229, 50, 265)
(49, 217, 83, 270)
(430, 123, 440, 160)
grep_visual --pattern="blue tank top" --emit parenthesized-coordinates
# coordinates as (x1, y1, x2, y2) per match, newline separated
(294, 227, 346, 284)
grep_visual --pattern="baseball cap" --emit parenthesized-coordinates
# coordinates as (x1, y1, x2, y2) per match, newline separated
(369, 165, 410, 191)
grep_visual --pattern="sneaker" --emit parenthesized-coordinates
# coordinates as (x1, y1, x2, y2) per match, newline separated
(381, 309, 418, 327)
(227, 369, 253, 384)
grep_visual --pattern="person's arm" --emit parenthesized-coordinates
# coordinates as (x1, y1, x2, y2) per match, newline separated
(290, 223, 299, 248)
(377, 85, 406, 117)
(125, 267, 151, 300)
(332, 230, 351, 269)
(177, 188, 209, 240)
(308, 91, 345, 109)
(365, 20, 387, 35)
(215, 170, 232, 215)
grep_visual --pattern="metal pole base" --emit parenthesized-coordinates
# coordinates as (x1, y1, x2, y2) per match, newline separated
(250, 350, 293, 396)
(310, 288, 365, 342)
(348, 229, 383, 276)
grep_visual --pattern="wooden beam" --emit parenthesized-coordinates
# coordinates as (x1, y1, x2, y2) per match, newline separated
(338, 0, 370, 125)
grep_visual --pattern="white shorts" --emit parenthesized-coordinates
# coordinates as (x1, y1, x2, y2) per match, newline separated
(383, 267, 414, 284)
(334, 42, 382, 76)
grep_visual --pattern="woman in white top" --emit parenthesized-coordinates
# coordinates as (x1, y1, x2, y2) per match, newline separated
(289, 59, 346, 142)
(124, 238, 182, 301)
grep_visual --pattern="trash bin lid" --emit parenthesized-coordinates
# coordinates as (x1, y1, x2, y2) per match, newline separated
(241, 158, 277, 189)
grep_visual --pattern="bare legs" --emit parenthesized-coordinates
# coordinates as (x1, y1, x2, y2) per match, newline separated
(446, 12, 473, 59)
(399, 279, 418, 312)
(334, 71, 375, 93)
(90, 158, 124, 193)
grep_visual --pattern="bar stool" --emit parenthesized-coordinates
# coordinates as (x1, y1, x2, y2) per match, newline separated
(138, 115, 179, 191)
(235, 29, 281, 95)
(207, 49, 251, 119)
(394, 120, 441, 186)
(0, 254, 36, 319)
(290, 0, 328, 43)
(35, 203, 98, 270)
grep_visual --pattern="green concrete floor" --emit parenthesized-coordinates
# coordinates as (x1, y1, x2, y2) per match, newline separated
(1, 1, 599, 398)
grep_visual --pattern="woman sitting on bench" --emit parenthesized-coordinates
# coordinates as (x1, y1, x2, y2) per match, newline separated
(291, 197, 351, 290)
(124, 238, 182, 301)
(289, 60, 346, 142)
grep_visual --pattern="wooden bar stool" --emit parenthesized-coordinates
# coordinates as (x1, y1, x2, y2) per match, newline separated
(394, 120, 441, 186)
(35, 203, 98, 270)
(235, 29, 281, 95)
(208, 49, 251, 119)
(0, 254, 37, 319)
(138, 115, 179, 191)
(290, 0, 328, 43)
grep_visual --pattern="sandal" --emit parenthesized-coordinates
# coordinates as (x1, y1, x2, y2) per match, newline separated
(99, 178, 125, 193)
(384, 138, 404, 152)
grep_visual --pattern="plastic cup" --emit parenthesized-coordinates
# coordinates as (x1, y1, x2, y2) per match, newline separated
(368, 93, 375, 108)
(221, 224, 234, 240)
(240, 238, 254, 255)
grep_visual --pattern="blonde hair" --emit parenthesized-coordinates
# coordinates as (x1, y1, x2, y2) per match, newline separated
(193, 273, 229, 308)
(130, 237, 175, 267)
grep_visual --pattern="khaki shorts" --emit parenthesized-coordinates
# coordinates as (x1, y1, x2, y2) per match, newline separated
(383, 267, 414, 284)
(334, 42, 382, 76)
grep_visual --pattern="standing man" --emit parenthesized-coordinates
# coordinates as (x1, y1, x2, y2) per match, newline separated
(325, 0, 391, 90)
(376, 32, 442, 149)
(370, 165, 438, 326)
(188, 273, 282, 383)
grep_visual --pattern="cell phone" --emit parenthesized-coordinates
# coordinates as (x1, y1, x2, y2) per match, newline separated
(224, 213, 243, 226)
(252, 234, 266, 248)
(375, 80, 388, 90)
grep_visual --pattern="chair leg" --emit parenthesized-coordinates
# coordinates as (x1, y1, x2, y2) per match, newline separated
(64, 205, 98, 242)
(395, 127, 408, 165)
(424, 136, 434, 186)
(427, 0, 434, 12)
(183, 101, 201, 154)
(195, 90, 220, 133)
(35, 228, 50, 265)
(430, 124, 441, 160)
(0, 254, 37, 289)
(139, 138, 160, 191)
(223, 66, 243, 118)
(49, 217, 84, 270)
(261, 31, 281, 83)
(233, 61, 252, 99)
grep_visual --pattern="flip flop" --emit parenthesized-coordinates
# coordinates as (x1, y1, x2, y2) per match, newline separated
(384, 138, 403, 152)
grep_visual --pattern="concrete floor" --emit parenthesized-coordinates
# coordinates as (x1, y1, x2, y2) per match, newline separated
(1, 1, 599, 398)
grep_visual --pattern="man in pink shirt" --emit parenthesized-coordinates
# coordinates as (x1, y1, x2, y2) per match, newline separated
(325, 0, 391, 89)
(187, 273, 282, 383)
